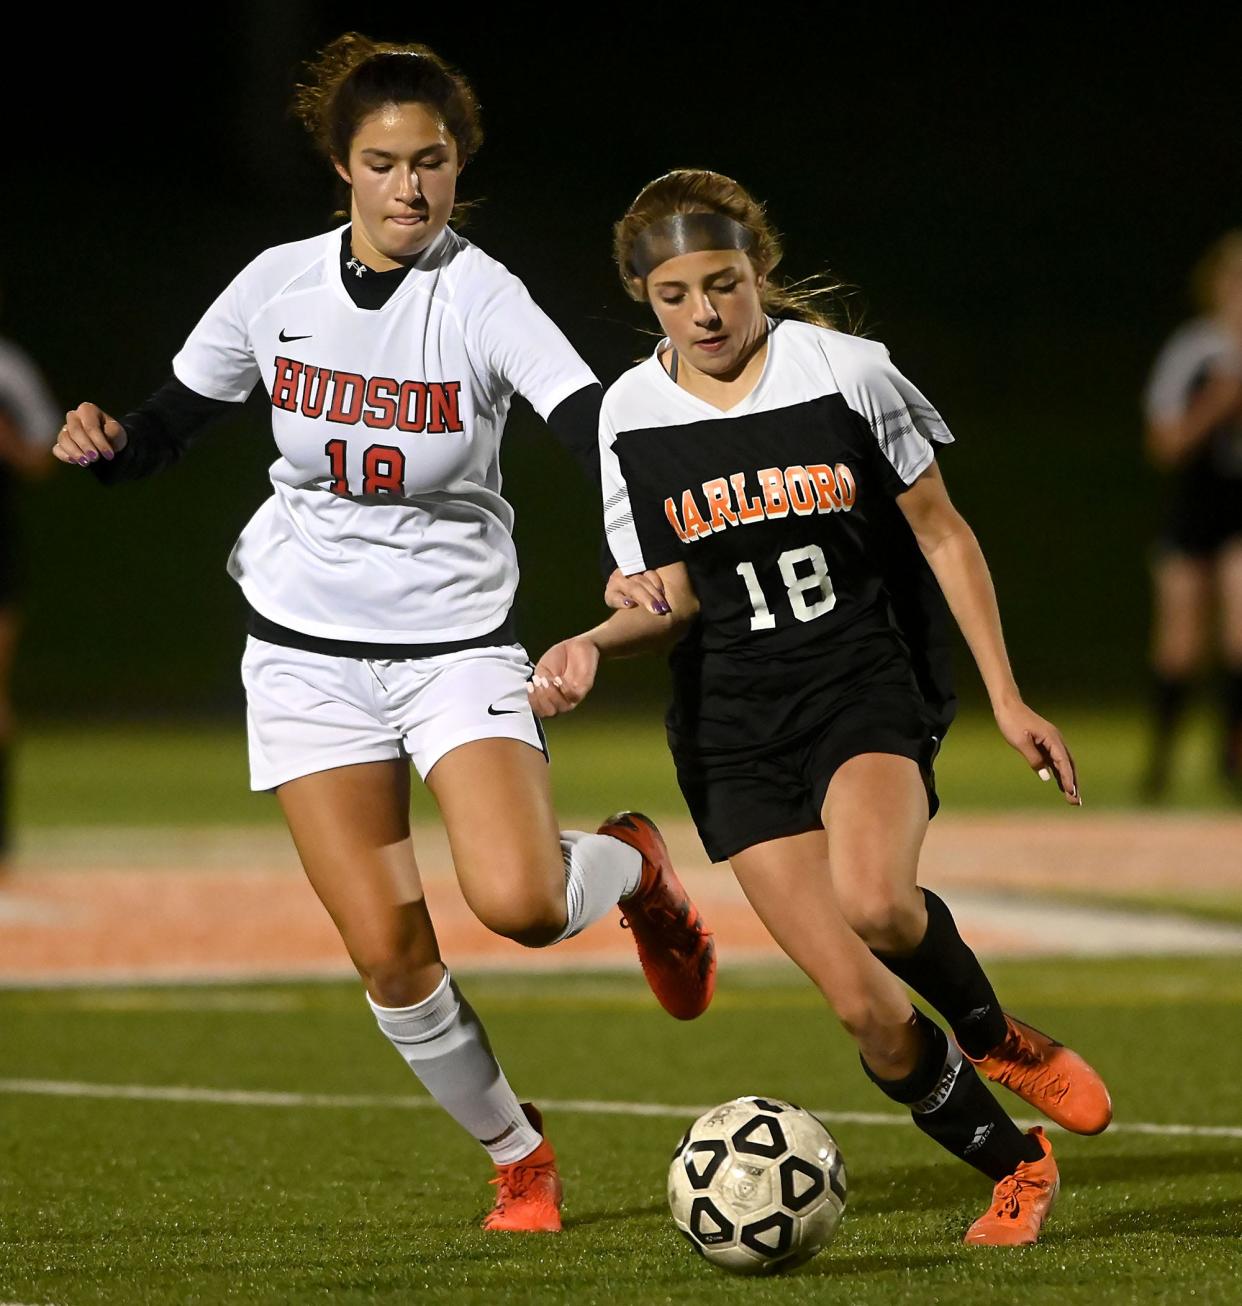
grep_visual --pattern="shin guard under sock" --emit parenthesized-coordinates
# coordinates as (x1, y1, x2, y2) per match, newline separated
(872, 890, 1006, 1058)
(863, 1009, 1041, 1182)
(554, 830, 642, 943)
(0, 745, 8, 858)
(368, 970, 542, 1165)
(1223, 669, 1242, 778)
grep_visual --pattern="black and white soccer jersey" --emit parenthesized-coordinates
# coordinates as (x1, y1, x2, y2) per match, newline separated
(1144, 317, 1242, 557)
(601, 319, 954, 757)
(172, 223, 596, 643)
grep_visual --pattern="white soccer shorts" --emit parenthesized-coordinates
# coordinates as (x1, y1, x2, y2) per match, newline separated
(241, 637, 547, 791)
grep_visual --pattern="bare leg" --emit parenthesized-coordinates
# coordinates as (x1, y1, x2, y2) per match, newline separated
(424, 738, 574, 945)
(729, 830, 919, 1079)
(277, 759, 442, 1005)
(825, 752, 1006, 1057)
(823, 752, 930, 954)
(277, 757, 541, 1165)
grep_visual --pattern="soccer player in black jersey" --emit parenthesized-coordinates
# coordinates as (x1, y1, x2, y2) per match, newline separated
(1142, 232, 1242, 798)
(531, 168, 1113, 1247)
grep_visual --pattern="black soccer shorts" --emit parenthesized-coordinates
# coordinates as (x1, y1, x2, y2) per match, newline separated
(672, 688, 941, 864)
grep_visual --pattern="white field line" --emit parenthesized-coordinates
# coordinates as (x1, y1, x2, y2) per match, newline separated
(2, 1077, 1240, 1141)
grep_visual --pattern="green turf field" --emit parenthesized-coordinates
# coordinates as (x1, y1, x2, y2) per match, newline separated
(1, 957, 1239, 1305)
(12, 705, 1242, 830)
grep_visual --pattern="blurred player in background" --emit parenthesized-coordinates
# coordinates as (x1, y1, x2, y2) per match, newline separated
(0, 298, 57, 874)
(1142, 231, 1242, 799)
(52, 35, 714, 1232)
(533, 169, 1112, 1247)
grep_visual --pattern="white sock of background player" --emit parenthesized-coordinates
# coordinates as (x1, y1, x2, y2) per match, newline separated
(368, 971, 541, 1165)
(555, 831, 643, 942)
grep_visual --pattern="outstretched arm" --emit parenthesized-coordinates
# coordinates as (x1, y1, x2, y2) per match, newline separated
(528, 562, 698, 718)
(897, 461, 1080, 804)
(54, 376, 240, 482)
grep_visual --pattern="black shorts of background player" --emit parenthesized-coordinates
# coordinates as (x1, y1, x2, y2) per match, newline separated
(0, 315, 57, 873)
(532, 169, 1113, 1247)
(1142, 231, 1242, 799)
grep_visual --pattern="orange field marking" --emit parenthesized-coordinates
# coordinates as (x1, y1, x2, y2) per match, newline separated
(2, 813, 1240, 984)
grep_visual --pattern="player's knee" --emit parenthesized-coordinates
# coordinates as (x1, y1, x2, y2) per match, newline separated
(472, 891, 568, 949)
(359, 955, 444, 1008)
(830, 991, 884, 1043)
(836, 882, 923, 953)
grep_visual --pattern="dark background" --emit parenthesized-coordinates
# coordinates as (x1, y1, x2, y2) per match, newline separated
(4, 8, 1240, 717)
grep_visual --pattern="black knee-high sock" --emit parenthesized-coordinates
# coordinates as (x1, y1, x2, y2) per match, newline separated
(1153, 673, 1191, 735)
(872, 890, 1006, 1058)
(1146, 674, 1190, 794)
(864, 1008, 1041, 1181)
(0, 744, 9, 859)
(1222, 669, 1242, 779)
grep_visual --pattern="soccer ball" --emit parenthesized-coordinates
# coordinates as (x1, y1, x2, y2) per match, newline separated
(667, 1096, 847, 1275)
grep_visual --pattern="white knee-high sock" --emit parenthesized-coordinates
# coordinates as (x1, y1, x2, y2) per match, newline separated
(554, 830, 643, 943)
(368, 970, 542, 1165)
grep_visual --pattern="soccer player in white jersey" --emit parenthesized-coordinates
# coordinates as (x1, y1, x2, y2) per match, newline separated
(1141, 231, 1242, 798)
(0, 302, 57, 874)
(53, 36, 715, 1233)
(531, 169, 1113, 1247)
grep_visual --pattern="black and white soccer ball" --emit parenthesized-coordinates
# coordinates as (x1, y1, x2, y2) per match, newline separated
(667, 1096, 847, 1275)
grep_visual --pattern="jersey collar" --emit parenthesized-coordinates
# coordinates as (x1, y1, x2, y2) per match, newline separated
(648, 316, 780, 418)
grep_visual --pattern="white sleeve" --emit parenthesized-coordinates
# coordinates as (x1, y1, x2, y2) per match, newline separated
(472, 273, 597, 420)
(1144, 322, 1242, 424)
(600, 404, 648, 576)
(832, 341, 955, 487)
(0, 341, 60, 446)
(171, 268, 263, 404)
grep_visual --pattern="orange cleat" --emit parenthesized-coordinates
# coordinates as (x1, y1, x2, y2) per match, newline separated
(482, 1104, 563, 1233)
(964, 1126, 1060, 1246)
(966, 1014, 1113, 1136)
(599, 811, 716, 1021)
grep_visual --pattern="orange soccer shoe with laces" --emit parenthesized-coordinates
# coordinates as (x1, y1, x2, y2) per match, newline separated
(482, 1104, 563, 1233)
(598, 811, 716, 1021)
(964, 1126, 1060, 1246)
(966, 1014, 1113, 1136)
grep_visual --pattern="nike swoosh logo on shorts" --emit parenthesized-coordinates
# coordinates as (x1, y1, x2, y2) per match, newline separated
(487, 704, 522, 716)
(279, 329, 312, 342)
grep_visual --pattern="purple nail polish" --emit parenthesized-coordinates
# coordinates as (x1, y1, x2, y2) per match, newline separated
(104, 450, 115, 461)
(78, 456, 90, 466)
(657, 601, 671, 615)
(87, 451, 99, 462)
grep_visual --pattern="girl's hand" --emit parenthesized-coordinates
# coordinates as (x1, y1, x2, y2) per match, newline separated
(604, 567, 670, 616)
(994, 700, 1081, 805)
(53, 403, 128, 466)
(527, 636, 601, 718)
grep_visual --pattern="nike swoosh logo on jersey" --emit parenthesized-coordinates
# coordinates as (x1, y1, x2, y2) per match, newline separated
(278, 329, 312, 342)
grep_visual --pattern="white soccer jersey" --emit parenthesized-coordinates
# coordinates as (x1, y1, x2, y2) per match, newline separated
(601, 319, 954, 577)
(0, 337, 60, 446)
(1144, 318, 1242, 424)
(172, 224, 596, 642)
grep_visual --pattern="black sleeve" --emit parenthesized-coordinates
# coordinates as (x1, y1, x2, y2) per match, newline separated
(545, 381, 617, 576)
(545, 382, 603, 485)
(90, 375, 241, 485)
